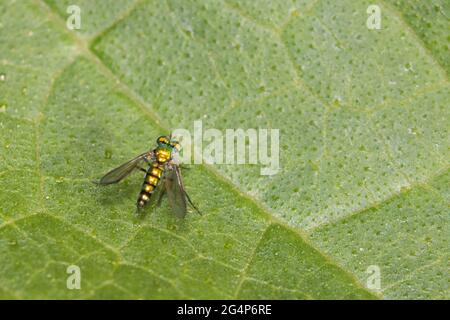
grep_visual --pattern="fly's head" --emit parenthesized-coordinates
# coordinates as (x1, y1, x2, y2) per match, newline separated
(155, 135, 181, 163)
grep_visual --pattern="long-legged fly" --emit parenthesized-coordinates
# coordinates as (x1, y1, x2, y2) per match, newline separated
(96, 135, 200, 217)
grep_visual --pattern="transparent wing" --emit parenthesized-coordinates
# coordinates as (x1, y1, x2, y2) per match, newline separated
(165, 166, 188, 218)
(96, 152, 150, 185)
(165, 165, 200, 218)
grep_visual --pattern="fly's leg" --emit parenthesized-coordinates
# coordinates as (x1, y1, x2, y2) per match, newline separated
(143, 151, 155, 164)
(140, 152, 155, 173)
(184, 191, 201, 215)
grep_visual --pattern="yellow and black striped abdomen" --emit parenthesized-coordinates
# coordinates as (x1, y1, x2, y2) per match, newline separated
(137, 162, 164, 209)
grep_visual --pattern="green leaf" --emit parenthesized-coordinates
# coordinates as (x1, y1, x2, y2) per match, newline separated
(0, 0, 448, 299)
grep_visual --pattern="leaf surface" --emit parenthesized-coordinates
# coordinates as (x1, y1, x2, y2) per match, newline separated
(0, 0, 448, 299)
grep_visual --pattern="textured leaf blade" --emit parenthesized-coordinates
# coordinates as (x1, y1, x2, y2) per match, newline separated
(0, 0, 448, 299)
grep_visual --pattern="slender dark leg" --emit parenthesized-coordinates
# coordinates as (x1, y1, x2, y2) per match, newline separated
(143, 152, 154, 164)
(138, 166, 147, 173)
(185, 191, 201, 215)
